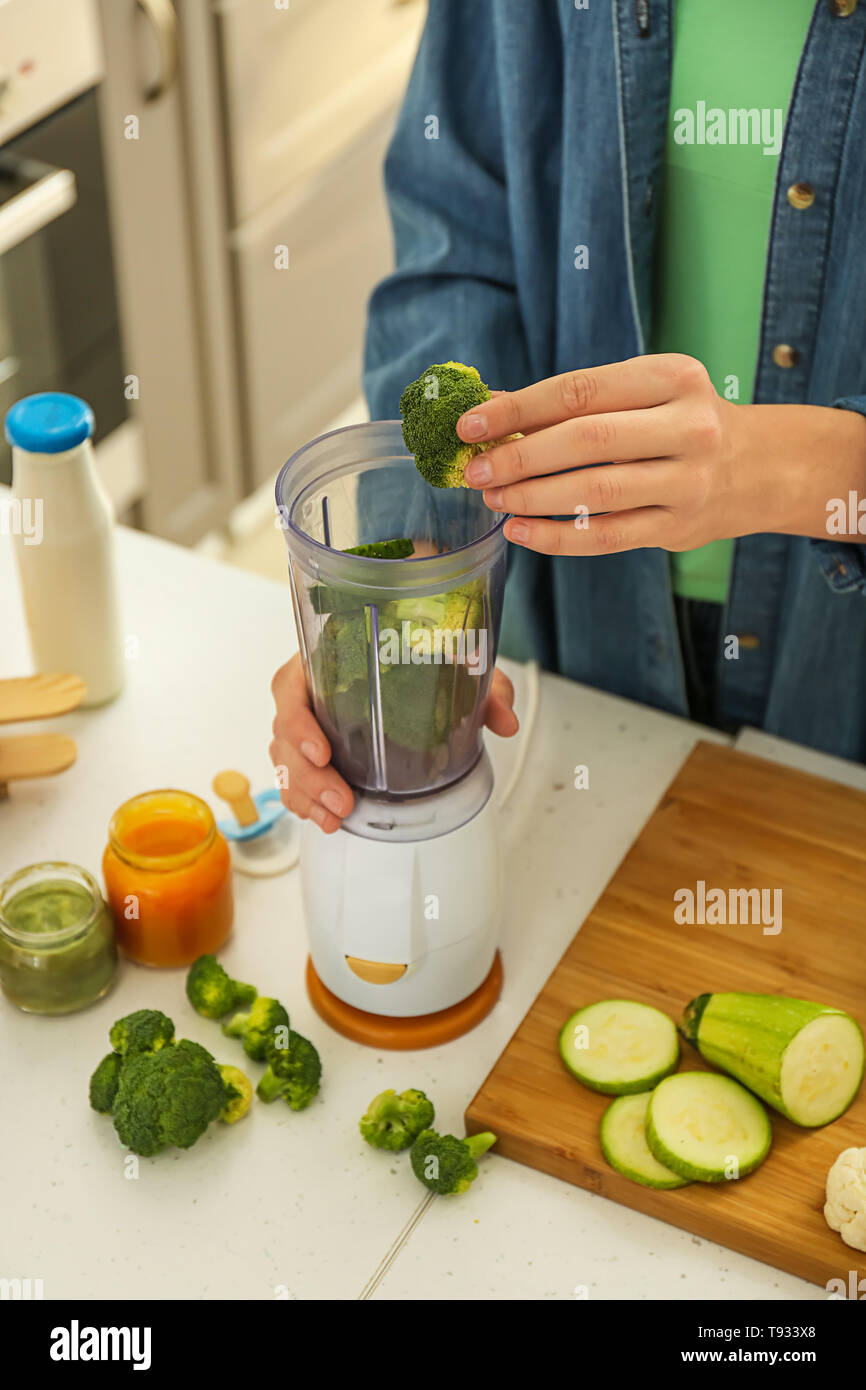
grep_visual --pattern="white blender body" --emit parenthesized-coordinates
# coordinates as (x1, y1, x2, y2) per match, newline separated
(276, 422, 508, 1023)
(300, 754, 501, 1015)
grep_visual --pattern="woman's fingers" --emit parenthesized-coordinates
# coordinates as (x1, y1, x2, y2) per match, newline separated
(504, 506, 674, 556)
(467, 408, 672, 489)
(458, 356, 679, 443)
(268, 737, 352, 831)
(270, 656, 354, 828)
(482, 458, 684, 518)
(485, 666, 519, 736)
(475, 410, 676, 488)
(270, 658, 331, 766)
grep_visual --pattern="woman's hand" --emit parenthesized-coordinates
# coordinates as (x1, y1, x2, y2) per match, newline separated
(457, 354, 866, 554)
(270, 655, 519, 833)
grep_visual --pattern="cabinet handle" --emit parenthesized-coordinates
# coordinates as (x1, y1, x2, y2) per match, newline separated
(136, 0, 180, 103)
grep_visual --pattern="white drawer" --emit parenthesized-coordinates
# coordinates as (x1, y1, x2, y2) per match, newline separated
(234, 107, 395, 489)
(215, 0, 425, 222)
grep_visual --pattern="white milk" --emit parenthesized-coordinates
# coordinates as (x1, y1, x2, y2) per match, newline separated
(11, 421, 124, 707)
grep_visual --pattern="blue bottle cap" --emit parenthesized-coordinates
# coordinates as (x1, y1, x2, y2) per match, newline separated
(4, 393, 95, 455)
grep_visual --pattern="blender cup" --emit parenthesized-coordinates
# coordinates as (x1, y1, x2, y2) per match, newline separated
(276, 421, 507, 802)
(275, 421, 508, 1036)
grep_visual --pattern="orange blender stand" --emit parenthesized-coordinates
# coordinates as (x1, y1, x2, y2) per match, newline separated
(306, 951, 503, 1049)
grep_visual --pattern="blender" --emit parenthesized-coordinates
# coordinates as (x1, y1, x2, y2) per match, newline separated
(276, 422, 507, 1047)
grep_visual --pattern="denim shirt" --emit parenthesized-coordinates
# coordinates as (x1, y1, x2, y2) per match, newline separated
(363, 0, 866, 761)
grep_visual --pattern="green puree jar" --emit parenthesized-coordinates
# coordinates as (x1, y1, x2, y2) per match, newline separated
(0, 863, 117, 1014)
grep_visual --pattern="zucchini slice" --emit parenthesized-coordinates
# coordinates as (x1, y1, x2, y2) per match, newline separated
(559, 999, 679, 1094)
(646, 1072, 772, 1182)
(680, 992, 865, 1128)
(600, 1092, 690, 1189)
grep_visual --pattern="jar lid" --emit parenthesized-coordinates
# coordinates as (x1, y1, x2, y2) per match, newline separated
(4, 393, 95, 455)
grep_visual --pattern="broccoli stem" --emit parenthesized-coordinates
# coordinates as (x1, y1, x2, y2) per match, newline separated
(256, 1067, 284, 1104)
(464, 1132, 497, 1160)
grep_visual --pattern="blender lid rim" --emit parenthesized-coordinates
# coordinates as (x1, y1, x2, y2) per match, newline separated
(274, 420, 508, 569)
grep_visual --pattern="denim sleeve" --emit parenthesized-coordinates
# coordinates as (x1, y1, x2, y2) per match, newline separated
(809, 395, 866, 595)
(363, 0, 531, 421)
(359, 2, 532, 543)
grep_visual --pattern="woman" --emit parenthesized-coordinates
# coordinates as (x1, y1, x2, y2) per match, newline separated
(271, 0, 866, 831)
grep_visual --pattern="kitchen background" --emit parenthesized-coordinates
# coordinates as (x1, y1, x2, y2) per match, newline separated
(0, 0, 426, 579)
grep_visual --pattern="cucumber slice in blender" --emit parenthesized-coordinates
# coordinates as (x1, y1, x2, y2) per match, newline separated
(680, 992, 865, 1127)
(600, 1092, 690, 1189)
(646, 1072, 772, 1182)
(559, 999, 679, 1094)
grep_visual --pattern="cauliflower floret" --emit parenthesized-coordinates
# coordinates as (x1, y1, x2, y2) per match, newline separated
(824, 1146, 866, 1251)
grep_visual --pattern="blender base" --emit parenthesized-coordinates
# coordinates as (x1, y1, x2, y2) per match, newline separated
(305, 950, 503, 1050)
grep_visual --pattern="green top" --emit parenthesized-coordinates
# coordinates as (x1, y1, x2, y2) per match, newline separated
(652, 0, 815, 604)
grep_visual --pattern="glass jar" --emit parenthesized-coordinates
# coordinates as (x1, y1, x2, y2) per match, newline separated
(102, 789, 233, 967)
(0, 862, 117, 1014)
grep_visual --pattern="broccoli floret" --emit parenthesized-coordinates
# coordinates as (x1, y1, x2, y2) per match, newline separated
(89, 1052, 124, 1114)
(379, 663, 453, 752)
(109, 1009, 175, 1057)
(218, 1064, 254, 1124)
(440, 581, 485, 635)
(410, 1129, 497, 1195)
(318, 611, 371, 694)
(256, 1031, 322, 1110)
(400, 362, 491, 488)
(185, 954, 257, 1020)
(359, 1088, 435, 1151)
(222, 996, 290, 1061)
(112, 1039, 229, 1156)
(344, 538, 415, 559)
(400, 361, 518, 489)
(380, 594, 449, 633)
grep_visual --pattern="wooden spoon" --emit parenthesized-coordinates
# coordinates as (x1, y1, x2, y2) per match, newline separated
(0, 673, 86, 724)
(212, 770, 259, 828)
(0, 733, 77, 798)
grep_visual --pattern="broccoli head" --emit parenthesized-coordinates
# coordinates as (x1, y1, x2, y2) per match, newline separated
(380, 594, 448, 634)
(218, 1064, 254, 1124)
(256, 1031, 322, 1110)
(343, 538, 414, 559)
(359, 1088, 435, 1151)
(89, 1051, 124, 1114)
(317, 611, 371, 694)
(109, 1009, 175, 1057)
(112, 1039, 229, 1156)
(410, 1129, 497, 1195)
(440, 581, 485, 637)
(222, 996, 290, 1061)
(400, 362, 491, 488)
(186, 953, 257, 1020)
(400, 361, 518, 489)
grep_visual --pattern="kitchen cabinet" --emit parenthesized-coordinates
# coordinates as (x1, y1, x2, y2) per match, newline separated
(233, 107, 396, 490)
(97, 0, 425, 541)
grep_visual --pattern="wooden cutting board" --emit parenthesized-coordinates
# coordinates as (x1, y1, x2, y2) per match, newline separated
(466, 741, 866, 1290)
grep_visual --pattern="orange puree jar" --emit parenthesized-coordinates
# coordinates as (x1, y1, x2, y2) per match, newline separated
(102, 790, 233, 967)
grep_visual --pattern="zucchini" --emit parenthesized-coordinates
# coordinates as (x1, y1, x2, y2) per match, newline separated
(559, 999, 679, 1094)
(600, 1092, 690, 1189)
(680, 992, 865, 1128)
(646, 1072, 772, 1182)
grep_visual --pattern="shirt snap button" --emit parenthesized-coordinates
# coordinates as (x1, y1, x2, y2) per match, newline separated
(830, 0, 857, 15)
(772, 344, 799, 369)
(787, 182, 815, 210)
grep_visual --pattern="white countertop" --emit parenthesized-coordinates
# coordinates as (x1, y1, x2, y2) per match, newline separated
(2, 522, 862, 1302)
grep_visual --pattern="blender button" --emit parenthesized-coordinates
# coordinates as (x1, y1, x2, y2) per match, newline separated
(345, 955, 407, 984)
